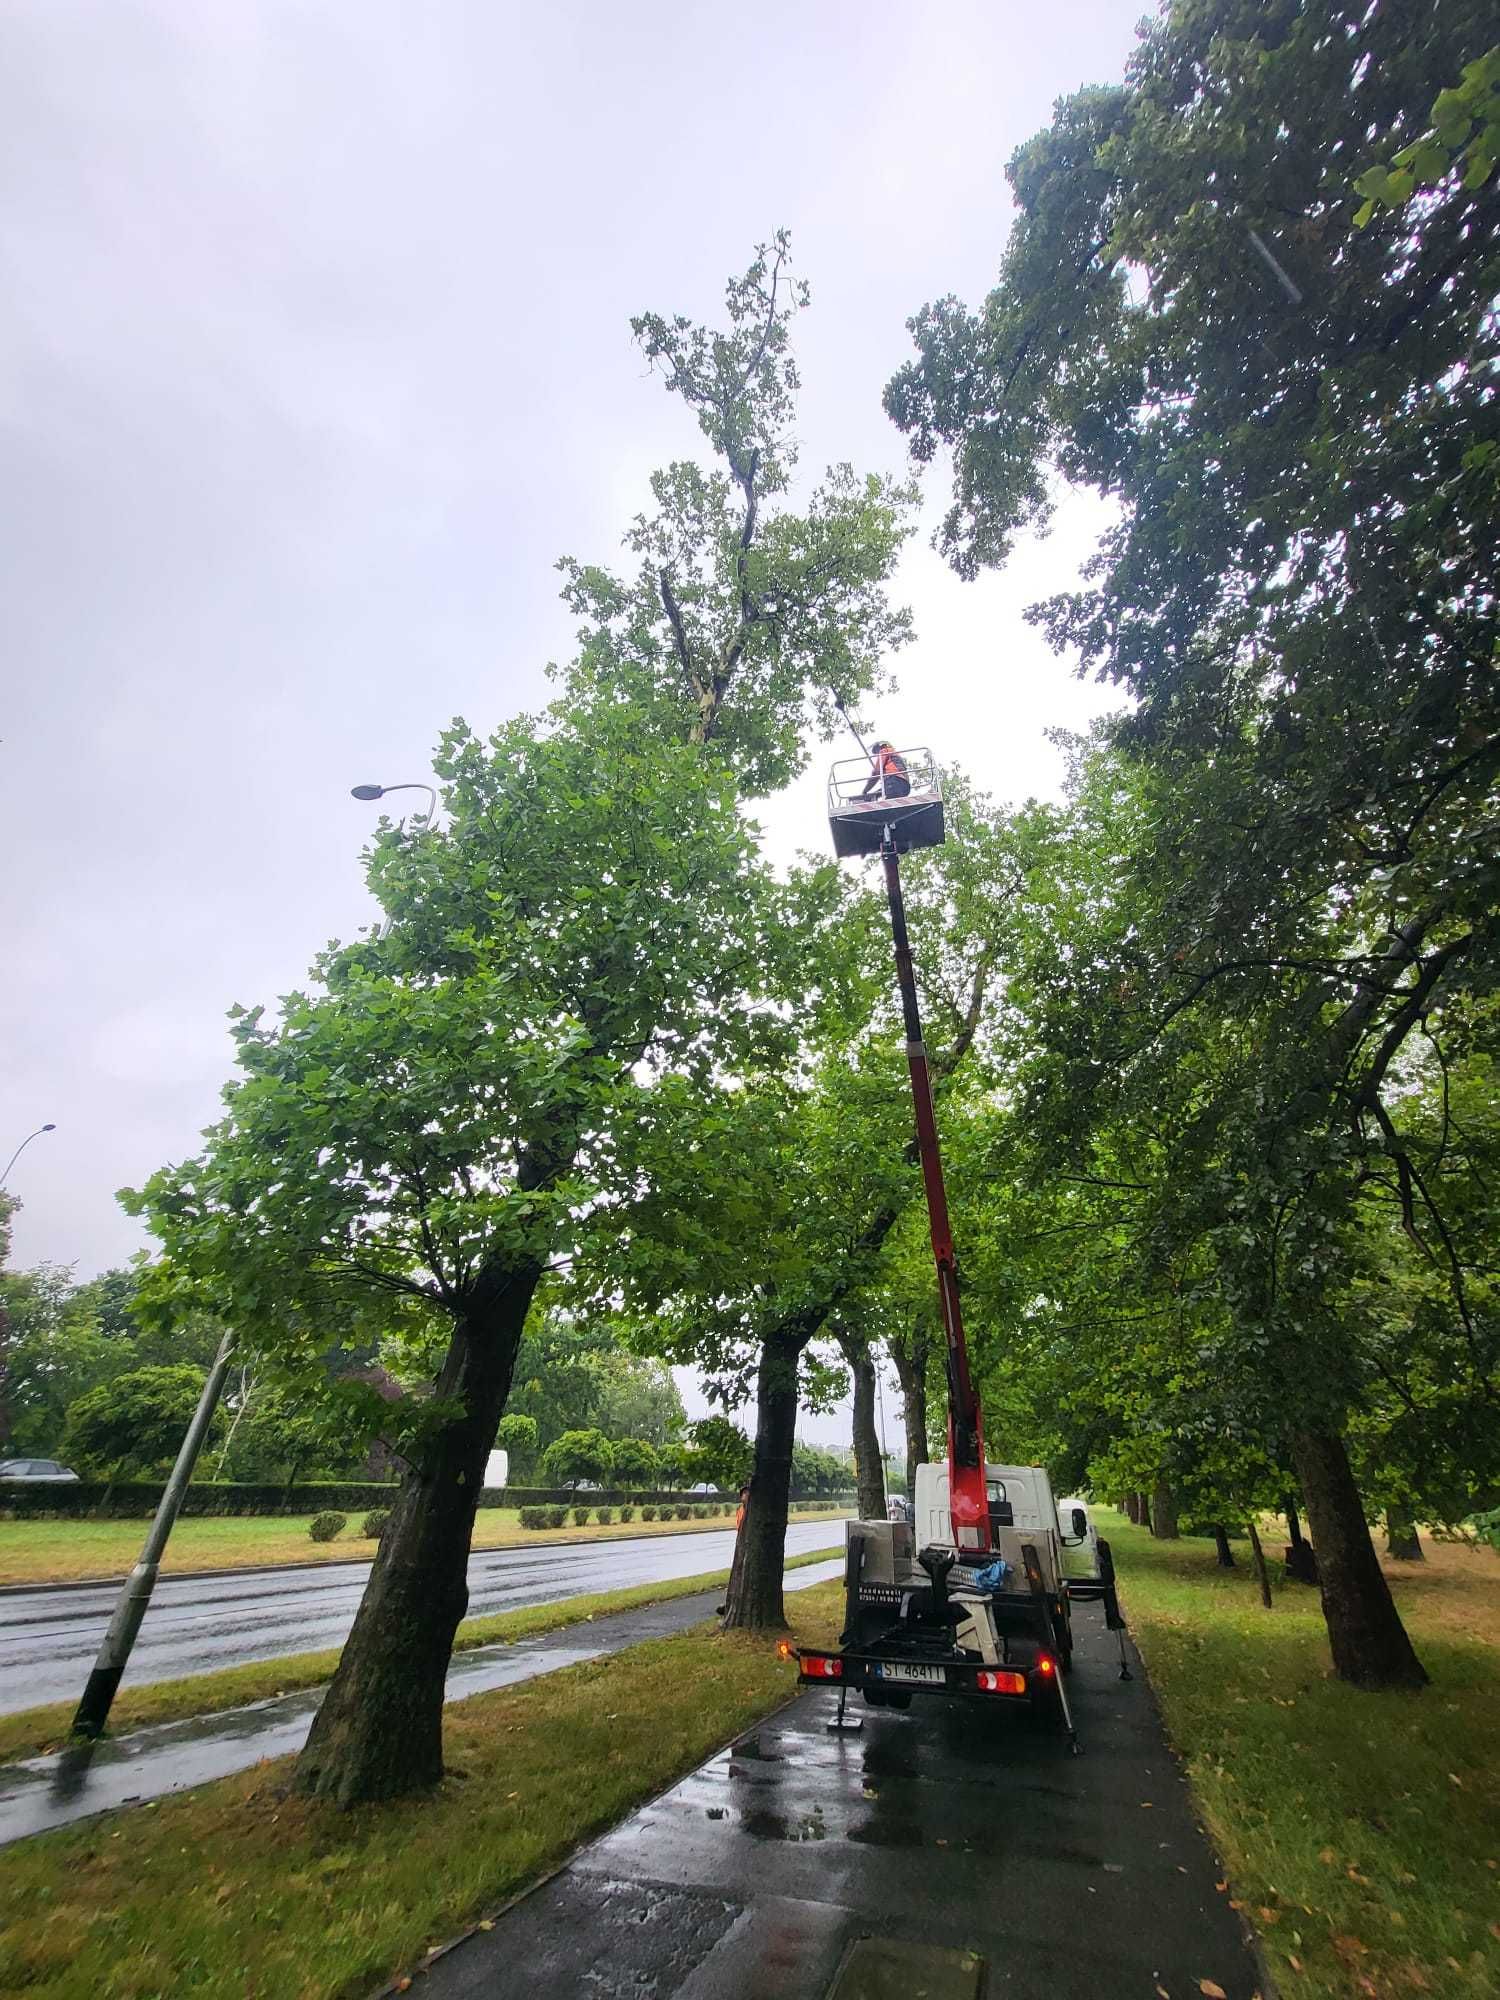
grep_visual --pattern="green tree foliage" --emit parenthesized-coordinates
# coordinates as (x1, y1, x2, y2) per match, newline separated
(494, 1413, 539, 1481)
(1355, 45, 1500, 219)
(886, 0, 1499, 1690)
(62, 1364, 217, 1478)
(608, 1436, 659, 1490)
(687, 1415, 752, 1490)
(539, 1427, 615, 1490)
(124, 240, 916, 1803)
(791, 1440, 853, 1498)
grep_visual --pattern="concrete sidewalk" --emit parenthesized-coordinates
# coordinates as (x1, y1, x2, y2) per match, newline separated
(0, 1560, 842, 1848)
(405, 1610, 1266, 2000)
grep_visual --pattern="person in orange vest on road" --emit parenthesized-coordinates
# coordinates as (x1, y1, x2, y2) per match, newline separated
(860, 740, 910, 800)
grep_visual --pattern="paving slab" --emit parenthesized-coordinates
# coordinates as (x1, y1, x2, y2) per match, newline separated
(409, 1607, 1266, 2000)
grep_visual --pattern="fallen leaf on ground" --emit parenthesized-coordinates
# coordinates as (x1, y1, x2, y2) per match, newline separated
(1288, 1956, 1303, 1973)
(1318, 1848, 1337, 1865)
(1198, 1981, 1228, 1999)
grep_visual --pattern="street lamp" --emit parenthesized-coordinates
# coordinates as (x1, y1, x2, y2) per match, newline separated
(350, 781, 437, 823)
(1, 1123, 56, 1191)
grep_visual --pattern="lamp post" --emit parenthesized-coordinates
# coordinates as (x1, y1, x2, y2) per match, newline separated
(352, 781, 438, 939)
(1, 1123, 56, 1191)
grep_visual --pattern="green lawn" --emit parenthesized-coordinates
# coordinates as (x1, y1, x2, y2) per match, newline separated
(1106, 1510, 1500, 2000)
(0, 1545, 842, 1764)
(0, 1503, 849, 1587)
(0, 1583, 843, 1999)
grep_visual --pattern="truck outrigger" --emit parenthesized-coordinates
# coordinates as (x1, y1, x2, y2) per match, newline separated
(788, 748, 1129, 1747)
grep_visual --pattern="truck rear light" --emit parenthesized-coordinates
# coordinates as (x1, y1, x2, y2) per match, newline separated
(975, 1669, 1026, 1695)
(801, 1653, 842, 1679)
(1037, 1655, 1055, 1677)
(776, 1640, 794, 1661)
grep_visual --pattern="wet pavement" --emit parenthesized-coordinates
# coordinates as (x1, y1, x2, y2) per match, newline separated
(0, 1520, 843, 1713)
(409, 1608, 1265, 2000)
(0, 1559, 843, 1848)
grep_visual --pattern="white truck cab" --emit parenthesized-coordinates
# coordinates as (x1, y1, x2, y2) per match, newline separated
(913, 1460, 1069, 1592)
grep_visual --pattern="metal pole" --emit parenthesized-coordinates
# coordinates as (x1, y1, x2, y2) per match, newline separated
(1, 1123, 56, 1190)
(879, 836, 990, 1554)
(71, 1329, 237, 1739)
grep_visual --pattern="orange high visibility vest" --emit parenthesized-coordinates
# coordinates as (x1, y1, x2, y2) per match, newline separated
(875, 746, 907, 780)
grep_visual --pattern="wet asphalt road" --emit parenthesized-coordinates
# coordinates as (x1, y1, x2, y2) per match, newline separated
(0, 1522, 843, 1715)
(413, 1607, 1265, 2000)
(0, 1560, 845, 1848)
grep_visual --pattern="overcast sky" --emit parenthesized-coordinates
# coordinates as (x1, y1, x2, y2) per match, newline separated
(2, 1, 1141, 1434)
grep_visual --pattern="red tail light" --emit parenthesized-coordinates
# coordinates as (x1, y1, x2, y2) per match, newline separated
(975, 1669, 1027, 1695)
(801, 1653, 842, 1679)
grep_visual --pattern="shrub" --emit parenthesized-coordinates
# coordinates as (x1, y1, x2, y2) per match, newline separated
(641, 1504, 657, 1521)
(518, 1506, 547, 1529)
(309, 1512, 346, 1542)
(676, 1503, 691, 1521)
(595, 1506, 613, 1525)
(548, 1505, 569, 1528)
(619, 1505, 635, 1522)
(572, 1505, 591, 1527)
(693, 1505, 709, 1520)
(360, 1509, 390, 1540)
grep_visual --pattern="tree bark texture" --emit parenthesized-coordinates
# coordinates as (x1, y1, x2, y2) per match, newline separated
(1212, 1524, 1235, 1568)
(1292, 1429, 1427, 1689)
(889, 1326, 930, 1504)
(1245, 1517, 1273, 1609)
(1283, 1493, 1319, 1584)
(1150, 1480, 1180, 1540)
(295, 1263, 542, 1804)
(1123, 1491, 1143, 1526)
(1385, 1510, 1424, 1561)
(838, 1330, 886, 1520)
(721, 1332, 804, 1631)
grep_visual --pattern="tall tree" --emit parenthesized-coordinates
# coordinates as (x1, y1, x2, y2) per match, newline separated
(128, 238, 916, 1803)
(887, 0, 1499, 1689)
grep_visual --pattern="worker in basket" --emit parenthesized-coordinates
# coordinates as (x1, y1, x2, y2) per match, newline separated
(860, 740, 910, 800)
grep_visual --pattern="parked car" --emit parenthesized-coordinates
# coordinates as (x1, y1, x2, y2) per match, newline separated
(0, 1457, 81, 1483)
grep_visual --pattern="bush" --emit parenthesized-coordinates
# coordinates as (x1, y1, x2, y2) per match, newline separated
(518, 1506, 547, 1529)
(573, 1505, 591, 1527)
(619, 1505, 635, 1522)
(548, 1505, 569, 1528)
(641, 1504, 657, 1521)
(309, 1512, 346, 1542)
(360, 1509, 390, 1540)
(595, 1506, 613, 1525)
(676, 1503, 692, 1521)
(693, 1505, 709, 1520)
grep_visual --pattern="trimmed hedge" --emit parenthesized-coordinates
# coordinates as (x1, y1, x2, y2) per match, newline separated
(0, 1478, 855, 1522)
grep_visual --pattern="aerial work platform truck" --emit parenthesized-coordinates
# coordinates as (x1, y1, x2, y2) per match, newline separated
(789, 748, 1128, 1747)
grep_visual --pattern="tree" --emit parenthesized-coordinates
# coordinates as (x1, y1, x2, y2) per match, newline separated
(128, 238, 914, 1805)
(654, 1443, 692, 1490)
(539, 1428, 614, 1490)
(886, 0, 1500, 1690)
(609, 1436, 659, 1490)
(687, 1416, 752, 1491)
(495, 1413, 539, 1482)
(62, 1365, 217, 1479)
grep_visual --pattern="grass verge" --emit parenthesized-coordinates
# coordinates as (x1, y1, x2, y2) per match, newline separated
(0, 1546, 841, 1765)
(0, 1582, 842, 1999)
(0, 1505, 850, 1588)
(1106, 1510, 1500, 2000)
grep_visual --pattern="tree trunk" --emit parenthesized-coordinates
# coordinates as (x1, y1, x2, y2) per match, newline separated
(1122, 1491, 1142, 1526)
(295, 1264, 542, 1804)
(1150, 1480, 1179, 1540)
(1291, 1429, 1427, 1689)
(1212, 1524, 1235, 1567)
(889, 1325, 930, 1503)
(1284, 1492, 1319, 1584)
(721, 1332, 803, 1632)
(1245, 1517, 1273, 1609)
(838, 1330, 886, 1520)
(1385, 1510, 1424, 1561)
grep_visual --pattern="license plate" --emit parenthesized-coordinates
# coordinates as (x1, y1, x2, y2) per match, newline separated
(874, 1661, 944, 1685)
